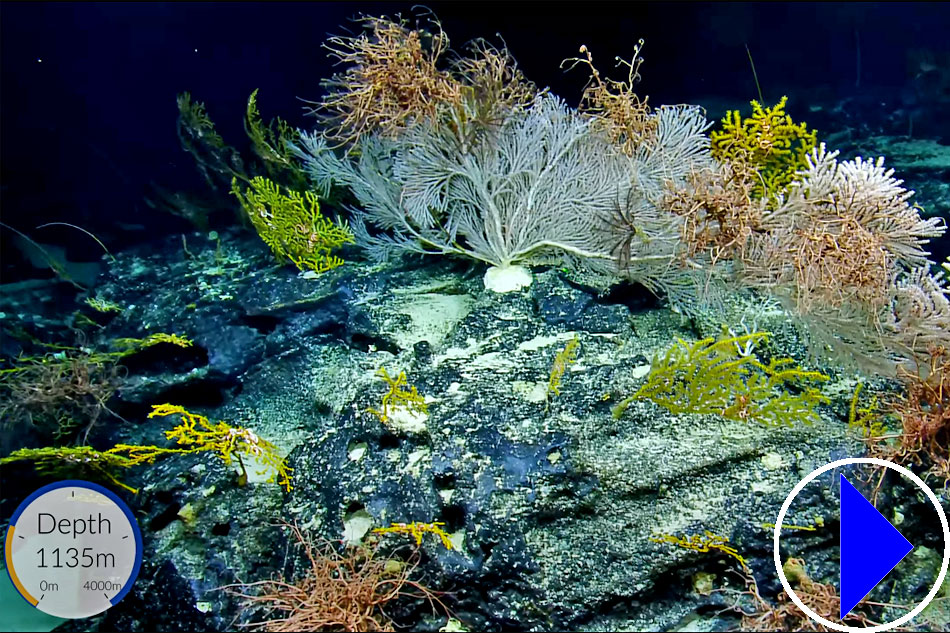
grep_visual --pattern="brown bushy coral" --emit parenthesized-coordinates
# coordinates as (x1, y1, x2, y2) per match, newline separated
(0, 351, 121, 442)
(316, 14, 535, 148)
(732, 145, 948, 371)
(0, 333, 192, 442)
(661, 160, 764, 266)
(318, 15, 461, 146)
(741, 146, 944, 314)
(447, 39, 537, 149)
(725, 559, 887, 631)
(871, 345, 950, 484)
(452, 40, 536, 117)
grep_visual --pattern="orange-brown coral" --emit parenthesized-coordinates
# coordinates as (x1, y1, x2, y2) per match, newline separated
(316, 15, 535, 149)
(447, 39, 537, 149)
(870, 344, 950, 483)
(224, 523, 448, 632)
(0, 350, 122, 442)
(661, 160, 763, 266)
(317, 15, 460, 146)
(724, 559, 888, 631)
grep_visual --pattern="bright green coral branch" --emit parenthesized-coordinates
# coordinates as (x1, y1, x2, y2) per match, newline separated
(111, 333, 194, 355)
(1, 446, 140, 493)
(231, 176, 354, 274)
(244, 89, 309, 191)
(177, 92, 224, 147)
(245, 88, 298, 167)
(613, 332, 829, 427)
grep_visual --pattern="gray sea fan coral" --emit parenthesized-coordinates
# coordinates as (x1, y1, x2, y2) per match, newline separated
(883, 264, 950, 366)
(292, 93, 716, 301)
(292, 95, 625, 275)
(596, 104, 719, 308)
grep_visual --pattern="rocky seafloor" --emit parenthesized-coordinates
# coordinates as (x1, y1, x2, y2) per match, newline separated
(2, 220, 947, 632)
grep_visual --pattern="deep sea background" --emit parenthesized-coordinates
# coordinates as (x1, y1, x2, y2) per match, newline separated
(1, 1, 948, 277)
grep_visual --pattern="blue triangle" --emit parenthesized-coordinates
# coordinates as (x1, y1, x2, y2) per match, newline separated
(839, 474, 913, 619)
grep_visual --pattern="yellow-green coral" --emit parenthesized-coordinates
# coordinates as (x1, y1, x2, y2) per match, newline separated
(0, 335, 184, 442)
(177, 92, 224, 147)
(109, 403, 293, 492)
(2, 404, 292, 494)
(710, 96, 817, 208)
(112, 333, 194, 354)
(84, 297, 123, 313)
(762, 521, 820, 532)
(245, 89, 304, 187)
(848, 382, 887, 438)
(367, 368, 428, 424)
(613, 332, 829, 427)
(0, 445, 140, 494)
(548, 337, 579, 397)
(650, 530, 749, 571)
(231, 176, 354, 273)
(372, 521, 454, 550)
(0, 333, 192, 379)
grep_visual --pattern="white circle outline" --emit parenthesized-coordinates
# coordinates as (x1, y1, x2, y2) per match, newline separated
(774, 457, 949, 633)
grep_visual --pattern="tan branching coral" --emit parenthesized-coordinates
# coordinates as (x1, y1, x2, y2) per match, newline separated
(444, 39, 538, 150)
(316, 15, 536, 149)
(742, 145, 944, 315)
(869, 344, 950, 484)
(661, 160, 764, 265)
(562, 43, 658, 156)
(0, 354, 120, 441)
(791, 217, 892, 311)
(317, 15, 462, 146)
(452, 40, 537, 120)
(732, 144, 949, 371)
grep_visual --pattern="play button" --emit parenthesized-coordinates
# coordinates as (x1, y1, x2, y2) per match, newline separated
(774, 457, 950, 632)
(839, 474, 913, 618)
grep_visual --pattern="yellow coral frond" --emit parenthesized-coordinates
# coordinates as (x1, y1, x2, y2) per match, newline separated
(848, 382, 887, 438)
(613, 332, 829, 427)
(106, 442, 192, 467)
(2, 446, 140, 494)
(85, 297, 123, 313)
(112, 333, 193, 355)
(231, 176, 353, 274)
(762, 522, 819, 532)
(548, 337, 580, 397)
(651, 530, 749, 571)
(373, 521, 454, 550)
(367, 368, 428, 424)
(146, 403, 293, 491)
(710, 96, 817, 208)
(148, 402, 191, 420)
(144, 333, 194, 348)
